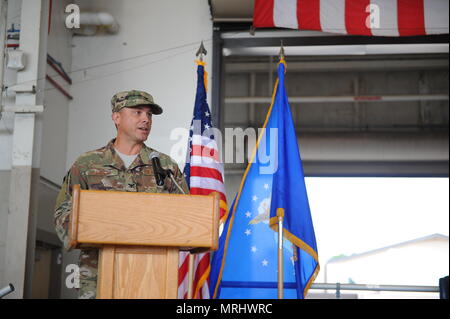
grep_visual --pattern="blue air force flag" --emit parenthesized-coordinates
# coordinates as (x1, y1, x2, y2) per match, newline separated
(210, 60, 319, 299)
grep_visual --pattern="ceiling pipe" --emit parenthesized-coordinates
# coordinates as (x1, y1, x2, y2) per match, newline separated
(74, 12, 119, 36)
(225, 94, 449, 104)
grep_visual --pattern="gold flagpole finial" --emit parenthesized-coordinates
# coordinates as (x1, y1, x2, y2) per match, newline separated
(196, 41, 207, 62)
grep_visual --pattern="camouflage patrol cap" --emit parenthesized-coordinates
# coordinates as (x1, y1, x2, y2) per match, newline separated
(111, 90, 163, 115)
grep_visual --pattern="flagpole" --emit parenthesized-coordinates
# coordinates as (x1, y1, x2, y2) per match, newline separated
(188, 254, 195, 299)
(277, 44, 285, 300)
(277, 208, 284, 299)
(186, 41, 207, 300)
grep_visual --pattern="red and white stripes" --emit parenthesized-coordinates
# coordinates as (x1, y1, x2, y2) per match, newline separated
(254, 0, 449, 36)
(178, 133, 228, 299)
(189, 134, 227, 220)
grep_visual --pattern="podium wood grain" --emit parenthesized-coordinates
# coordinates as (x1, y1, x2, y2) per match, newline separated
(72, 188, 219, 249)
(68, 185, 220, 299)
(98, 245, 178, 299)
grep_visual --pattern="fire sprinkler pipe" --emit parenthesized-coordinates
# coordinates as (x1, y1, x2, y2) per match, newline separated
(47, 54, 72, 84)
(46, 75, 73, 100)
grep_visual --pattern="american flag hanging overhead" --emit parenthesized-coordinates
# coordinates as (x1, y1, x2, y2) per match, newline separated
(253, 0, 449, 36)
(177, 60, 228, 299)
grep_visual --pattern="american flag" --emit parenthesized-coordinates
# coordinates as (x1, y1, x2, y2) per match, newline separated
(177, 60, 228, 299)
(253, 0, 449, 36)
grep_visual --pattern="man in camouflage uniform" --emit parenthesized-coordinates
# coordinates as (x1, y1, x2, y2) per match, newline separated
(54, 90, 189, 299)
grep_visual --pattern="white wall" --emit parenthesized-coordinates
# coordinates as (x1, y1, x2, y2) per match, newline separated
(40, 0, 73, 185)
(67, 0, 213, 170)
(41, 0, 76, 298)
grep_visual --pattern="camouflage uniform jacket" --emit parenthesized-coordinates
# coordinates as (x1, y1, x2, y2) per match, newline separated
(54, 139, 189, 299)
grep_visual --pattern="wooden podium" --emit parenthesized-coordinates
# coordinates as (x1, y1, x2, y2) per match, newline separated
(68, 185, 220, 299)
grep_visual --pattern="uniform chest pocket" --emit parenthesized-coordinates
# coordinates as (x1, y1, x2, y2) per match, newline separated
(134, 167, 162, 192)
(135, 167, 168, 193)
(85, 168, 119, 190)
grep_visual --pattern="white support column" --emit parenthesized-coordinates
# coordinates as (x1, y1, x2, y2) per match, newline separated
(5, 114, 35, 298)
(4, 0, 48, 299)
(0, 0, 7, 105)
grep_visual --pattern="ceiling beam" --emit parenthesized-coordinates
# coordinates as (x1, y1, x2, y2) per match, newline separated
(225, 94, 449, 104)
(225, 58, 449, 72)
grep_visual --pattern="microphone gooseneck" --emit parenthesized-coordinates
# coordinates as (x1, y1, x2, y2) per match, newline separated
(167, 170, 186, 194)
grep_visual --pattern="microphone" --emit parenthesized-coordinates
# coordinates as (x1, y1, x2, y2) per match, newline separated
(149, 152, 167, 186)
(149, 152, 186, 194)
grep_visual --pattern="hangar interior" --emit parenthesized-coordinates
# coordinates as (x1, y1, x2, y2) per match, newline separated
(211, 2, 449, 298)
(198, 2, 445, 191)
(0, 0, 448, 299)
(220, 37, 449, 197)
